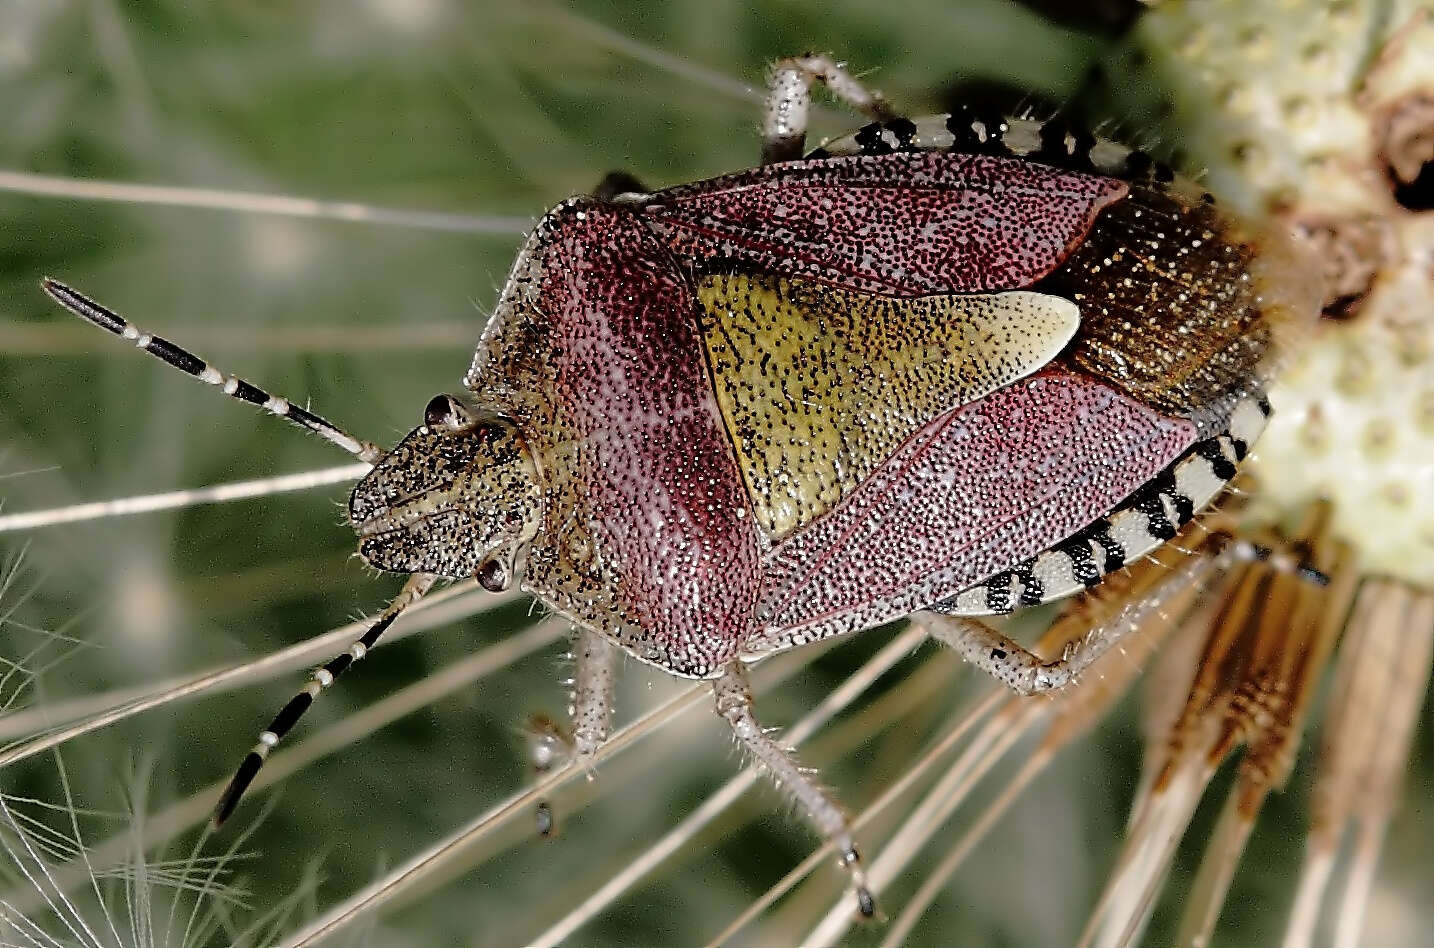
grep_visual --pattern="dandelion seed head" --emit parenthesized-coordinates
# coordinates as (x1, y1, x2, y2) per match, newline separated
(1135, 0, 1434, 586)
(1255, 315, 1434, 585)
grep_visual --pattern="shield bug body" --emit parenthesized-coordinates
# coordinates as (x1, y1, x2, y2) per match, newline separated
(41, 55, 1314, 917)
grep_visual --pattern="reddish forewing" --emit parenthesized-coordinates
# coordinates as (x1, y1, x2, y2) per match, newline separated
(754, 368, 1199, 648)
(643, 151, 1128, 296)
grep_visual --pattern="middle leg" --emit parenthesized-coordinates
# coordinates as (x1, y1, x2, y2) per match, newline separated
(713, 660, 876, 918)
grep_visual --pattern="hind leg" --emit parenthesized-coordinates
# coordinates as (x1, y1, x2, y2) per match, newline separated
(923, 535, 1326, 695)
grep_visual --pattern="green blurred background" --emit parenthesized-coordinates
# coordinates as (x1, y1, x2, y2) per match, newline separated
(1, 1, 1429, 945)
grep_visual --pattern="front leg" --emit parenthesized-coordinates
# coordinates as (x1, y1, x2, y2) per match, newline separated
(712, 661, 876, 918)
(762, 54, 899, 164)
(528, 627, 618, 836)
(569, 627, 618, 762)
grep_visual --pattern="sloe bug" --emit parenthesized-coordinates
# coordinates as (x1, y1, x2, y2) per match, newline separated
(40, 54, 1316, 917)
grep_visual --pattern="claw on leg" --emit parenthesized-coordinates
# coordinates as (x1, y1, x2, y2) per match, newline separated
(525, 712, 572, 837)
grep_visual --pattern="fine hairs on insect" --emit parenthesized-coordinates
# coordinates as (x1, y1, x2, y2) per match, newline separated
(38, 52, 1322, 927)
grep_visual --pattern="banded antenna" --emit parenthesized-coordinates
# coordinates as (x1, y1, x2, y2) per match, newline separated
(42, 278, 422, 825)
(41, 279, 382, 463)
(213, 572, 436, 826)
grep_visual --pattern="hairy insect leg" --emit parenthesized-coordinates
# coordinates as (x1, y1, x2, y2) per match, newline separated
(211, 572, 436, 827)
(921, 613, 1102, 695)
(762, 53, 899, 164)
(713, 661, 876, 919)
(919, 531, 1329, 696)
(569, 628, 619, 760)
(528, 628, 619, 836)
(922, 546, 1227, 695)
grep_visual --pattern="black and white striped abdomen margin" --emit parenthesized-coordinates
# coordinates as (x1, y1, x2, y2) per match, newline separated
(933, 393, 1271, 618)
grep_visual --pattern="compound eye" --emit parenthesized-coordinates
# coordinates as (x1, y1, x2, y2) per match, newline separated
(476, 556, 510, 593)
(424, 394, 468, 431)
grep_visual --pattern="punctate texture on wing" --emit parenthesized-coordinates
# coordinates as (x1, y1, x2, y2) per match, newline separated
(747, 368, 1199, 655)
(466, 201, 762, 677)
(694, 272, 1080, 539)
(642, 151, 1128, 296)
